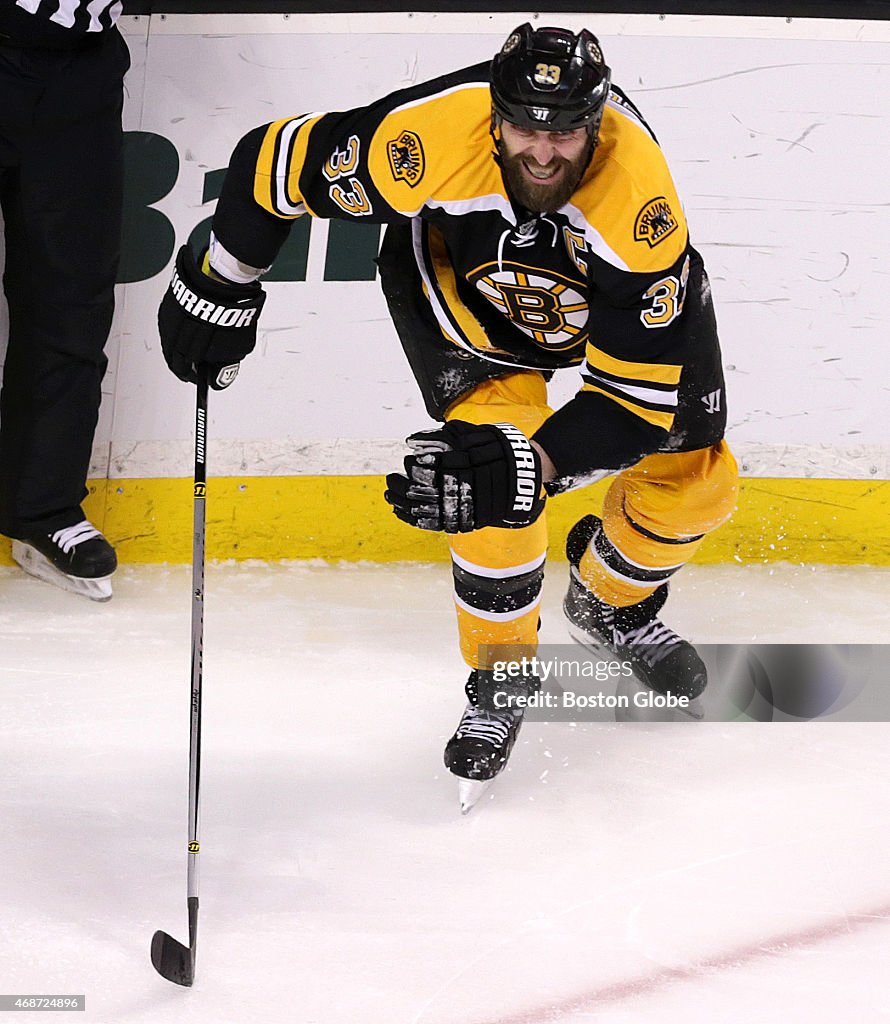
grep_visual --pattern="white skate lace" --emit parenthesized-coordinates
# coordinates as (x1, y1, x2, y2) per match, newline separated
(615, 621, 681, 668)
(456, 707, 516, 745)
(51, 521, 101, 554)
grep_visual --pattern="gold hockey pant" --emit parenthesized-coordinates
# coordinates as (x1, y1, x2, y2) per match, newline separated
(445, 372, 739, 669)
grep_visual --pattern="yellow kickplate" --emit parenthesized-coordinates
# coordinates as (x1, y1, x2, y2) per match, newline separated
(1, 476, 888, 566)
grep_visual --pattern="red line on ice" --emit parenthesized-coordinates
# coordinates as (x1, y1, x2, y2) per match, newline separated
(473, 902, 890, 1024)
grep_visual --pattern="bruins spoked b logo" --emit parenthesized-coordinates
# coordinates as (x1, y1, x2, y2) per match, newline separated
(386, 130, 425, 188)
(469, 261, 589, 351)
(501, 32, 521, 55)
(634, 197, 679, 248)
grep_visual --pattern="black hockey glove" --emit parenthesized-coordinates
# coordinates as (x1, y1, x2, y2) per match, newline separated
(158, 244, 266, 390)
(384, 420, 545, 533)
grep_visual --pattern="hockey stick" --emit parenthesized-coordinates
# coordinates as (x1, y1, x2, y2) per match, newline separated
(151, 368, 209, 987)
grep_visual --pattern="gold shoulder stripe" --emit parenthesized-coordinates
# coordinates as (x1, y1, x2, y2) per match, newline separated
(576, 107, 688, 273)
(367, 84, 495, 213)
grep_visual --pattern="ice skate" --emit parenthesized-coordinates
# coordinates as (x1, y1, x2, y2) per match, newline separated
(445, 701, 524, 813)
(564, 515, 706, 711)
(456, 776, 496, 815)
(444, 669, 534, 813)
(12, 520, 117, 602)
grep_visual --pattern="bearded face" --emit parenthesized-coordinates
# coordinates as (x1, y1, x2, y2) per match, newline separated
(496, 120, 594, 213)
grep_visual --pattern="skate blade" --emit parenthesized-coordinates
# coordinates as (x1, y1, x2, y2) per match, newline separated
(12, 541, 113, 602)
(458, 777, 494, 815)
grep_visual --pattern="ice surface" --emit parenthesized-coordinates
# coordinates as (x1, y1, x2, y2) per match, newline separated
(1, 561, 889, 1023)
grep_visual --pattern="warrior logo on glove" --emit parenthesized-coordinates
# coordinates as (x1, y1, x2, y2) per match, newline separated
(498, 422, 540, 514)
(384, 420, 545, 534)
(169, 269, 260, 328)
(158, 245, 266, 389)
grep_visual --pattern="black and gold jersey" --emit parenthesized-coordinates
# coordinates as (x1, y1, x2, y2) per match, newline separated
(214, 61, 726, 481)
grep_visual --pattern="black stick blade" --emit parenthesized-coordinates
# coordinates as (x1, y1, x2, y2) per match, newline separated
(151, 929, 194, 986)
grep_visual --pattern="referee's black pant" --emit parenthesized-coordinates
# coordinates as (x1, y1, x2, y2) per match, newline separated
(0, 28, 129, 538)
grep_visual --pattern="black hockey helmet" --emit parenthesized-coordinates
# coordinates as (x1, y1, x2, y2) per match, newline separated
(491, 23, 612, 135)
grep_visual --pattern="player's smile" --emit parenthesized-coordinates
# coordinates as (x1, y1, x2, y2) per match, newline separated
(521, 158, 563, 183)
(497, 120, 592, 212)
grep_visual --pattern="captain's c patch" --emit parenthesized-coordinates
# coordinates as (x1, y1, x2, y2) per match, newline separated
(386, 130, 425, 188)
(633, 197, 679, 248)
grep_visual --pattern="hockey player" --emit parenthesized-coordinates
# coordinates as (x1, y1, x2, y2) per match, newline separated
(0, 0, 127, 600)
(157, 24, 738, 810)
